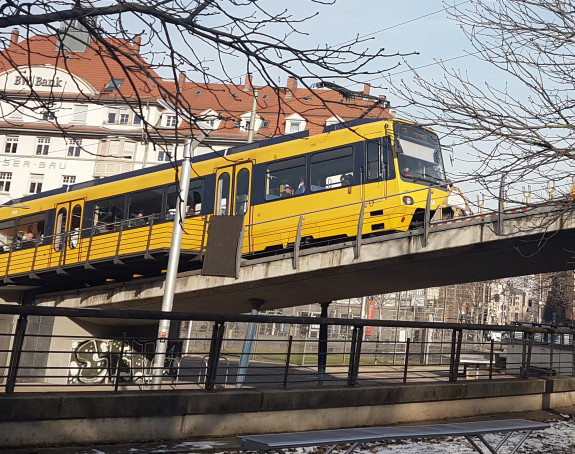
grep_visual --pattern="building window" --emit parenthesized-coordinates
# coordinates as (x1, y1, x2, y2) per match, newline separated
(285, 115, 306, 134)
(29, 174, 43, 194)
(72, 105, 88, 123)
(0, 172, 12, 192)
(133, 115, 142, 125)
(157, 148, 172, 162)
(67, 139, 82, 157)
(165, 115, 177, 127)
(289, 121, 302, 133)
(62, 175, 76, 189)
(107, 108, 130, 124)
(105, 79, 124, 90)
(261, 120, 270, 129)
(4, 137, 18, 154)
(42, 110, 55, 121)
(35, 137, 50, 155)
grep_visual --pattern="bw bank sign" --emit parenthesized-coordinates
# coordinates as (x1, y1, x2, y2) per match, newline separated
(14, 74, 64, 88)
(0, 65, 96, 94)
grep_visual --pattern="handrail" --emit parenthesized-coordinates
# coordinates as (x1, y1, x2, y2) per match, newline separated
(0, 304, 572, 336)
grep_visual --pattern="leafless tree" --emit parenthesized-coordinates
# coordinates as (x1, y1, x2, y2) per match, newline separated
(389, 0, 575, 201)
(542, 271, 574, 325)
(0, 0, 403, 143)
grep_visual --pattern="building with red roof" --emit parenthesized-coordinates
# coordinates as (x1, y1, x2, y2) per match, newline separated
(0, 27, 391, 200)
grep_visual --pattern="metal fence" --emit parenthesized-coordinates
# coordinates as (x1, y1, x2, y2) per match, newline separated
(1, 304, 574, 394)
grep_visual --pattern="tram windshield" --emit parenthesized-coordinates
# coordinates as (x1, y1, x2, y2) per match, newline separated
(394, 123, 446, 185)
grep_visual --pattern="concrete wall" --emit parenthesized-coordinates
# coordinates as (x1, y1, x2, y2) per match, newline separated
(2, 377, 575, 448)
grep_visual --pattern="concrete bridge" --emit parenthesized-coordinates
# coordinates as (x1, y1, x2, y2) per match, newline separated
(17, 203, 575, 314)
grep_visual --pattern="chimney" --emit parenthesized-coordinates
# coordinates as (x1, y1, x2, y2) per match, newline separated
(244, 74, 253, 92)
(287, 77, 298, 94)
(133, 35, 141, 54)
(10, 29, 19, 47)
(178, 72, 186, 92)
(363, 83, 370, 96)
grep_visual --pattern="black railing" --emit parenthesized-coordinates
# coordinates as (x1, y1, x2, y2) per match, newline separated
(0, 304, 574, 394)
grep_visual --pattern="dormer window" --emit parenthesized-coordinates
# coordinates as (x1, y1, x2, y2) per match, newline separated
(238, 112, 261, 132)
(285, 113, 306, 134)
(325, 116, 343, 127)
(165, 115, 177, 127)
(197, 109, 221, 130)
(289, 122, 302, 133)
(195, 90, 202, 95)
(105, 79, 124, 90)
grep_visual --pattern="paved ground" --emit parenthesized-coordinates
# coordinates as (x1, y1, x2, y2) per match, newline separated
(3, 408, 575, 454)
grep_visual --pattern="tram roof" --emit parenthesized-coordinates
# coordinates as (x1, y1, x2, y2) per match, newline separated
(1, 118, 387, 207)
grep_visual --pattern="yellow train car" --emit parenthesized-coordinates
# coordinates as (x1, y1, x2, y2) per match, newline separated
(0, 118, 467, 289)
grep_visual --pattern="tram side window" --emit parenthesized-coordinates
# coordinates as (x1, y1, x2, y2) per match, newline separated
(265, 156, 305, 200)
(310, 146, 353, 191)
(128, 187, 163, 222)
(93, 195, 126, 231)
(0, 219, 15, 251)
(17, 214, 46, 246)
(166, 179, 203, 218)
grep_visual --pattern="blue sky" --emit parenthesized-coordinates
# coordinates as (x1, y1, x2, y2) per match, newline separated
(252, 1, 477, 99)
(185, 1, 479, 101)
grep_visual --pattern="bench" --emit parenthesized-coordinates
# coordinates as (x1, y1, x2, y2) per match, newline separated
(238, 418, 549, 453)
(458, 358, 491, 378)
(526, 365, 556, 377)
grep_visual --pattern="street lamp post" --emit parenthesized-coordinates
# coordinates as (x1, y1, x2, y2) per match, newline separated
(150, 136, 193, 389)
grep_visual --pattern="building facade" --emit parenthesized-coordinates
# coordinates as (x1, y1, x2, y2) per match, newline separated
(0, 28, 390, 202)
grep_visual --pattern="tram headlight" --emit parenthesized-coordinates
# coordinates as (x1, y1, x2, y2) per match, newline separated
(403, 196, 414, 205)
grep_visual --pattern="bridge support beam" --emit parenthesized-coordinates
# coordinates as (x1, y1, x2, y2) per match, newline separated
(236, 299, 264, 389)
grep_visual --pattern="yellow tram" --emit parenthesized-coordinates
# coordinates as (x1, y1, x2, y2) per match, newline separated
(0, 118, 467, 289)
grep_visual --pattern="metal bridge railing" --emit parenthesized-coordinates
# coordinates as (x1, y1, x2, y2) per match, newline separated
(1, 305, 574, 394)
(2, 176, 573, 282)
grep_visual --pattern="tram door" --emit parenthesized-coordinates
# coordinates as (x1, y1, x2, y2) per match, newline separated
(365, 139, 388, 199)
(53, 199, 85, 265)
(214, 162, 253, 250)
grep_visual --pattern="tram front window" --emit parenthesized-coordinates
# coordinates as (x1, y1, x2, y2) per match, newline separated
(395, 123, 446, 185)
